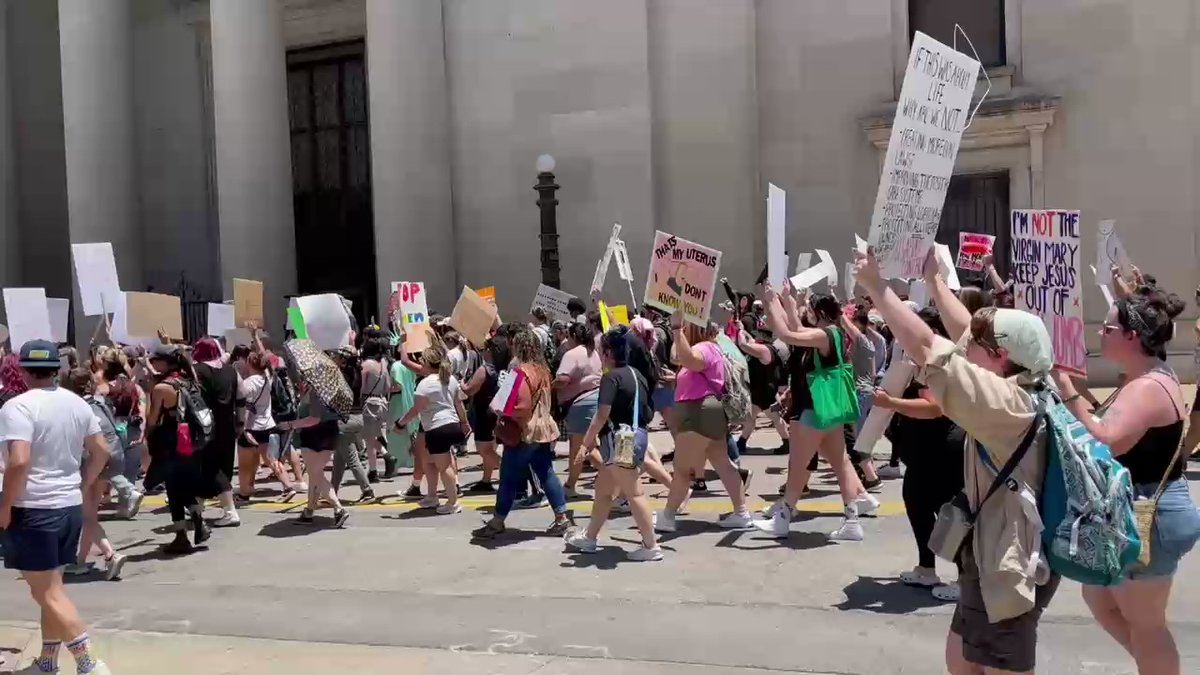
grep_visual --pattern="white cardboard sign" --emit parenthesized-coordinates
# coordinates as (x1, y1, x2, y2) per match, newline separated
(934, 243, 961, 290)
(767, 183, 787, 288)
(1096, 220, 1131, 281)
(46, 298, 70, 344)
(394, 282, 429, 327)
(614, 240, 634, 283)
(854, 360, 917, 456)
(816, 249, 837, 288)
(531, 284, 573, 321)
(3, 288, 53, 349)
(71, 242, 122, 316)
(794, 253, 812, 276)
(866, 32, 981, 279)
(208, 303, 236, 337)
(294, 293, 353, 350)
(591, 223, 623, 292)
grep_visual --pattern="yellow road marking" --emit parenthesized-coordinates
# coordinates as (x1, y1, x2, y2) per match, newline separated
(133, 495, 905, 517)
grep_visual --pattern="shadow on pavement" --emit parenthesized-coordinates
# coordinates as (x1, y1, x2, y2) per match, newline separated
(718, 529, 833, 552)
(257, 518, 330, 538)
(560, 545, 648, 570)
(835, 575, 953, 615)
(467, 529, 540, 550)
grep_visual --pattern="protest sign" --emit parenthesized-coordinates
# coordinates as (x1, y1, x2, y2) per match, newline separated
(934, 244, 961, 290)
(957, 233, 995, 271)
(644, 231, 721, 325)
(233, 278, 264, 328)
(794, 252, 812, 276)
(844, 263, 857, 300)
(0, 324, 7, 346)
(294, 293, 353, 350)
(392, 282, 428, 326)
(46, 298, 70, 344)
(909, 279, 929, 307)
(476, 287, 496, 308)
(816, 249, 837, 289)
(225, 328, 252, 347)
(866, 32, 981, 279)
(126, 292, 183, 341)
(854, 360, 916, 456)
(449, 287, 497, 348)
(208, 303, 236, 337)
(3, 288, 53, 349)
(531, 284, 573, 321)
(109, 293, 157, 349)
(767, 183, 787, 287)
(791, 261, 830, 290)
(854, 234, 868, 255)
(71, 242, 122, 316)
(1096, 220, 1131, 279)
(1011, 209, 1085, 375)
(614, 240, 634, 283)
(591, 224, 623, 293)
(286, 307, 308, 340)
(610, 305, 630, 326)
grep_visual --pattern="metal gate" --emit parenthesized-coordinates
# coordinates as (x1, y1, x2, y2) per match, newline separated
(286, 40, 378, 327)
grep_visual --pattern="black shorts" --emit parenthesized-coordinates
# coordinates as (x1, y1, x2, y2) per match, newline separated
(247, 428, 275, 445)
(750, 387, 777, 412)
(298, 420, 339, 452)
(951, 541, 1060, 672)
(424, 423, 467, 455)
(3, 505, 83, 572)
(473, 409, 498, 443)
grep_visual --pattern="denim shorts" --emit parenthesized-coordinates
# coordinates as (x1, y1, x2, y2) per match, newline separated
(1127, 479, 1200, 579)
(598, 427, 648, 467)
(652, 386, 676, 411)
(3, 505, 83, 572)
(564, 390, 600, 436)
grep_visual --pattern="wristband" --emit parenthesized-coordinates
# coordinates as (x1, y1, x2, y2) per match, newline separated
(1062, 394, 1082, 404)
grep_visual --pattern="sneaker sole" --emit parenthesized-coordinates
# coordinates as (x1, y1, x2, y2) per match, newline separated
(106, 557, 127, 581)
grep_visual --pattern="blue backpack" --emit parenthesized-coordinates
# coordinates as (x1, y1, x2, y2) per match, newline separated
(1040, 392, 1141, 586)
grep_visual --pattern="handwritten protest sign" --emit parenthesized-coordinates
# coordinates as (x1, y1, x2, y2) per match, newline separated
(613, 240, 634, 282)
(449, 287, 497, 348)
(767, 184, 787, 287)
(3, 288, 53, 349)
(934, 243, 961, 290)
(866, 32, 980, 279)
(126, 292, 183, 341)
(531, 284, 573, 321)
(294, 293, 353, 350)
(208, 303, 235, 337)
(1096, 220, 1131, 279)
(644, 231, 721, 325)
(233, 278, 264, 328)
(71, 243, 122, 316)
(1011, 209, 1085, 375)
(476, 287, 496, 307)
(957, 233, 995, 271)
(392, 282, 428, 326)
(592, 224, 623, 293)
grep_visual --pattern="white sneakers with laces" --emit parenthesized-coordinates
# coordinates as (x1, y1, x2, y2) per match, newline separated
(652, 510, 676, 533)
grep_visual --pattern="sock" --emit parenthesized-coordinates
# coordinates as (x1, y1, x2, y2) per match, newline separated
(34, 640, 60, 672)
(844, 501, 860, 521)
(65, 633, 98, 673)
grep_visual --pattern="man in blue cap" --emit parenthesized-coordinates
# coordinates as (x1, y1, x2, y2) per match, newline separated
(0, 340, 113, 674)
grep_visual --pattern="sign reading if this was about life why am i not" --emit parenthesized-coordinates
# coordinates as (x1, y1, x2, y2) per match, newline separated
(866, 32, 981, 280)
(644, 231, 721, 325)
(1010, 209, 1086, 376)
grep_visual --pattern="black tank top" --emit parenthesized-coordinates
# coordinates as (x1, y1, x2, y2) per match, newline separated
(787, 327, 842, 415)
(1110, 372, 1185, 485)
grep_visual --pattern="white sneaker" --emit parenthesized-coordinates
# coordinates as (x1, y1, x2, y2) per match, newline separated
(718, 510, 753, 529)
(752, 510, 791, 539)
(12, 663, 61, 674)
(418, 496, 440, 509)
(612, 497, 632, 514)
(899, 566, 941, 588)
(653, 510, 677, 533)
(564, 530, 599, 553)
(294, 481, 309, 492)
(105, 553, 128, 581)
(64, 562, 92, 576)
(211, 512, 241, 528)
(627, 546, 664, 562)
(88, 661, 113, 675)
(877, 464, 905, 479)
(760, 499, 785, 519)
(829, 518, 864, 542)
(855, 493, 880, 518)
(118, 490, 145, 519)
(436, 503, 462, 515)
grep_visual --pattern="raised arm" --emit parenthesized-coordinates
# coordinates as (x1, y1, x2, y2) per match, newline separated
(670, 314, 709, 372)
(923, 250, 972, 342)
(981, 254, 1009, 295)
(763, 284, 830, 351)
(854, 252, 937, 367)
(736, 329, 773, 365)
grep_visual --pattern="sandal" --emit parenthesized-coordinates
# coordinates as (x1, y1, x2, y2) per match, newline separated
(932, 583, 960, 602)
(545, 518, 574, 536)
(471, 521, 506, 540)
(899, 567, 941, 589)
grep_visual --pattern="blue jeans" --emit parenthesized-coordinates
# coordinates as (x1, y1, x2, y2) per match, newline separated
(496, 442, 567, 519)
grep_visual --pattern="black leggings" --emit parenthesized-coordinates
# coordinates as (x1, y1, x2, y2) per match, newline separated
(902, 460, 963, 569)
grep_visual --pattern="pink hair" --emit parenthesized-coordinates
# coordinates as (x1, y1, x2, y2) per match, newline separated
(630, 317, 656, 350)
(0, 354, 28, 396)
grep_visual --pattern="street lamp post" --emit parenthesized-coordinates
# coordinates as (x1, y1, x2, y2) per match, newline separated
(534, 154, 561, 289)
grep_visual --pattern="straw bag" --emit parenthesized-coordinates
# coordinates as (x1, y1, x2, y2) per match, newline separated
(1133, 427, 1187, 568)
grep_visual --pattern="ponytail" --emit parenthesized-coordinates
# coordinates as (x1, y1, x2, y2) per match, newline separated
(438, 358, 451, 386)
(422, 346, 452, 386)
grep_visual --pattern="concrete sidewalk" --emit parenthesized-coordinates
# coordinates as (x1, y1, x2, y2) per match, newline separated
(0, 624, 836, 675)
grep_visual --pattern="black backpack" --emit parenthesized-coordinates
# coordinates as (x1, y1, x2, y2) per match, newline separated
(270, 369, 298, 422)
(174, 379, 215, 450)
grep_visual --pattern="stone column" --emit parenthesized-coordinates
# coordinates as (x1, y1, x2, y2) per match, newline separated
(365, 0, 456, 312)
(58, 0, 141, 293)
(1028, 124, 1047, 209)
(0, 0, 17, 288)
(210, 0, 296, 333)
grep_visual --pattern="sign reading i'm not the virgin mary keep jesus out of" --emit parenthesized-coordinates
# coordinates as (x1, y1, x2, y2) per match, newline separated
(1011, 209, 1085, 376)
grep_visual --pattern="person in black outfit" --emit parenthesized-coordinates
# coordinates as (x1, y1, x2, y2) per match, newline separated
(735, 316, 789, 455)
(191, 337, 242, 527)
(869, 307, 964, 598)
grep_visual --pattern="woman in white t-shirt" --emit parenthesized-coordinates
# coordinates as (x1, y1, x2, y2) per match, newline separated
(237, 352, 299, 501)
(395, 346, 471, 514)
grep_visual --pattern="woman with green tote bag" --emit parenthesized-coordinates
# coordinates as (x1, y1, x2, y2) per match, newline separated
(752, 283, 878, 542)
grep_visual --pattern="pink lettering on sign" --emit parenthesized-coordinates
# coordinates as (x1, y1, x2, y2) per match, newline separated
(1053, 315, 1087, 376)
(400, 283, 422, 303)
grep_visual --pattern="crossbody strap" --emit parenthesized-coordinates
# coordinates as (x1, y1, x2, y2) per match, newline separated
(972, 393, 1046, 518)
(811, 327, 844, 371)
(629, 366, 640, 429)
(1146, 371, 1187, 503)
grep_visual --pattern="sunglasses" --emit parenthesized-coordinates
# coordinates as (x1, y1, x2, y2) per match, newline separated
(1101, 323, 1125, 335)
(970, 332, 1006, 359)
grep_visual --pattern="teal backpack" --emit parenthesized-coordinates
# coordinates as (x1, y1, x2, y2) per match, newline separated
(1040, 391, 1141, 586)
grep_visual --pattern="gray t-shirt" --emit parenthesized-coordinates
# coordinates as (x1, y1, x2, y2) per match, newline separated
(849, 333, 877, 394)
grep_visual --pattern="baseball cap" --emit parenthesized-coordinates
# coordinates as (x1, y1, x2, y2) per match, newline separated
(149, 344, 180, 360)
(18, 340, 61, 368)
(990, 309, 1054, 375)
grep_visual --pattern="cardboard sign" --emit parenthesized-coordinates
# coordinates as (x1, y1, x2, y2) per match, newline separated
(449, 287, 498, 349)
(404, 323, 433, 354)
(794, 252, 812, 276)
(957, 233, 995, 271)
(46, 298, 70, 344)
(233, 278, 264, 328)
(286, 307, 308, 340)
(614, 240, 634, 283)
(791, 261, 830, 290)
(208, 303, 236, 337)
(816, 249, 837, 288)
(854, 234, 869, 255)
(934, 243, 961, 290)
(854, 360, 916, 456)
(476, 287, 496, 308)
(531, 284, 573, 321)
(592, 223, 623, 292)
(126, 292, 183, 341)
(71, 242, 122, 316)
(866, 32, 981, 279)
(1011, 209, 1085, 376)
(1096, 220, 1131, 280)
(610, 305, 630, 326)
(844, 263, 857, 300)
(294, 293, 353, 350)
(909, 279, 929, 308)
(391, 282, 428, 327)
(767, 183, 787, 288)
(643, 231, 722, 325)
(225, 328, 252, 347)
(3, 288, 53, 349)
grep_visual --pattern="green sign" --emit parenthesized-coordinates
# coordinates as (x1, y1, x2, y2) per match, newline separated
(287, 307, 308, 340)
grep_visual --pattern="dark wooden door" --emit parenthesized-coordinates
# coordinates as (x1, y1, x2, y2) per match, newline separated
(934, 171, 1011, 286)
(286, 41, 377, 327)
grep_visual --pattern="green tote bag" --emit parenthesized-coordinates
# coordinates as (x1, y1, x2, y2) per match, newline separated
(805, 327, 860, 430)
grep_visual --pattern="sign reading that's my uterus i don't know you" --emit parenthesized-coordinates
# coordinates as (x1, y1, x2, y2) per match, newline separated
(1011, 209, 1086, 376)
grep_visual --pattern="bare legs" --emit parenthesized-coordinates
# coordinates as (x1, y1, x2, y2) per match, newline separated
(1083, 579, 1181, 674)
(586, 466, 657, 549)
